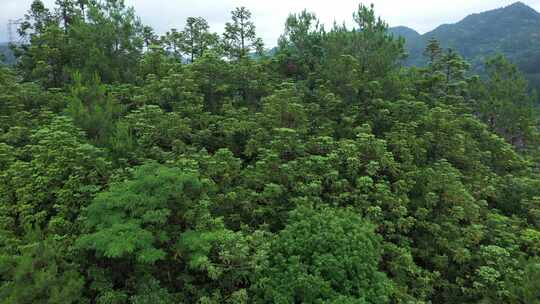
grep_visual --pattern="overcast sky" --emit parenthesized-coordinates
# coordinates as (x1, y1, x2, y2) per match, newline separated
(1, 0, 540, 46)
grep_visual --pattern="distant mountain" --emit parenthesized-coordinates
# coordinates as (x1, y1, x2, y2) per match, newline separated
(0, 43, 15, 65)
(388, 26, 420, 42)
(391, 2, 540, 90)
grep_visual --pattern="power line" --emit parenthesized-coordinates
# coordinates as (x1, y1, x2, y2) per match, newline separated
(7, 19, 23, 44)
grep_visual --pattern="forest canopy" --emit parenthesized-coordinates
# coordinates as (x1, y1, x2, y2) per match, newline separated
(1, 1, 540, 303)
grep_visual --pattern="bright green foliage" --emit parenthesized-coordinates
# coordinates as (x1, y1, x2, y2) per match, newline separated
(77, 162, 206, 263)
(254, 206, 393, 303)
(0, 116, 109, 236)
(76, 162, 266, 302)
(2, 1, 540, 304)
(0, 78, 59, 146)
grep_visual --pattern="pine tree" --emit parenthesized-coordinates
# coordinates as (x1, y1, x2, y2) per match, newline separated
(180, 17, 217, 62)
(222, 7, 263, 60)
(423, 37, 442, 64)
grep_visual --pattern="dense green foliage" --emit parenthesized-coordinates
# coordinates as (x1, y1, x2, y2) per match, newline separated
(390, 2, 540, 92)
(1, 1, 540, 303)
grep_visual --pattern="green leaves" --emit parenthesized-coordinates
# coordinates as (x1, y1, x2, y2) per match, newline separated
(179, 17, 219, 63)
(16, 0, 145, 87)
(77, 162, 204, 263)
(0, 231, 86, 304)
(254, 206, 393, 303)
(0, 115, 109, 235)
(476, 55, 539, 151)
(222, 7, 264, 60)
(2, 2, 540, 303)
(78, 222, 160, 262)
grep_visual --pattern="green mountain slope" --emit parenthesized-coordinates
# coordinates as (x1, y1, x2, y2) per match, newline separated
(388, 26, 421, 42)
(392, 2, 540, 89)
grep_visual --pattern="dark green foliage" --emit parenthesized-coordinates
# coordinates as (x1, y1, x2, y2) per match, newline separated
(15, 0, 145, 87)
(472, 55, 539, 149)
(0, 43, 16, 65)
(1, 1, 540, 304)
(0, 232, 85, 304)
(180, 17, 219, 63)
(223, 7, 264, 60)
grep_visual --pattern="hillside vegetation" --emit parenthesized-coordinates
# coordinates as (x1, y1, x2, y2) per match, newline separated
(1, 1, 540, 303)
(391, 2, 540, 90)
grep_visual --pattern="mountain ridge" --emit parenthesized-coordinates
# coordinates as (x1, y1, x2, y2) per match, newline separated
(390, 1, 540, 90)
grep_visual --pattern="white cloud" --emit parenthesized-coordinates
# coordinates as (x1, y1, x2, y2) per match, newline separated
(1, 0, 540, 46)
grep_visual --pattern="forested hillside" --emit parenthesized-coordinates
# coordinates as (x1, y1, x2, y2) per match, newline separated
(1, 1, 540, 303)
(391, 2, 540, 91)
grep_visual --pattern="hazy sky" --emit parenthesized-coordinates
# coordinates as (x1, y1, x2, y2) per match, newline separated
(1, 0, 540, 46)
